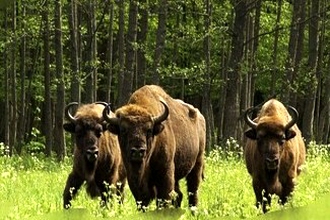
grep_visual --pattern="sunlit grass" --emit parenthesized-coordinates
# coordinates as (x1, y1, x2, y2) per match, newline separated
(0, 142, 330, 219)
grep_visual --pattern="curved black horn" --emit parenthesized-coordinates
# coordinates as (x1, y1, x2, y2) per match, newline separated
(65, 102, 79, 123)
(244, 107, 257, 129)
(102, 104, 119, 126)
(152, 101, 169, 124)
(95, 101, 109, 107)
(285, 105, 299, 130)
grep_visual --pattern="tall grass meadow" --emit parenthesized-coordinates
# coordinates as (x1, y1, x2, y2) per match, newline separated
(0, 141, 329, 219)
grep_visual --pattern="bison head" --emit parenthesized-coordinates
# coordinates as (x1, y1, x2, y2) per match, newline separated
(63, 102, 109, 163)
(244, 105, 298, 171)
(103, 101, 169, 163)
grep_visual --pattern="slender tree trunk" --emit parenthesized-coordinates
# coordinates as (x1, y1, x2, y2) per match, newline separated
(85, 0, 97, 103)
(301, 0, 317, 144)
(223, 0, 247, 142)
(136, 0, 148, 88)
(271, 0, 282, 94)
(16, 0, 26, 154)
(202, 0, 214, 152)
(4, 8, 10, 155)
(68, 0, 81, 103)
(42, 0, 52, 157)
(54, 0, 66, 161)
(117, 0, 125, 107)
(152, 0, 167, 84)
(119, 0, 138, 106)
(106, 2, 114, 102)
(9, 0, 17, 155)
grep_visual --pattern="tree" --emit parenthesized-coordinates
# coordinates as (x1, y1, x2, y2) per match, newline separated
(42, 0, 53, 156)
(151, 0, 167, 85)
(119, 0, 138, 106)
(223, 0, 247, 142)
(54, 0, 66, 161)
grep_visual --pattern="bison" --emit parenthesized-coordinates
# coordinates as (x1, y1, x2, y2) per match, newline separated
(244, 99, 306, 213)
(102, 85, 206, 211)
(62, 102, 126, 209)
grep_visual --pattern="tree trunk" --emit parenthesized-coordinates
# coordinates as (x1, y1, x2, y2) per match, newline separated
(136, 0, 148, 88)
(9, 0, 17, 155)
(117, 0, 125, 107)
(54, 0, 66, 161)
(42, 0, 53, 157)
(202, 0, 214, 152)
(271, 0, 282, 94)
(68, 0, 81, 103)
(119, 0, 138, 106)
(4, 8, 10, 155)
(16, 0, 26, 154)
(152, 0, 167, 85)
(223, 0, 247, 142)
(301, 0, 318, 144)
(85, 0, 97, 103)
(105, 2, 114, 102)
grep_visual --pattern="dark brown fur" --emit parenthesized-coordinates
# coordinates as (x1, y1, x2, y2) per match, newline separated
(62, 103, 126, 209)
(244, 99, 306, 213)
(105, 85, 206, 211)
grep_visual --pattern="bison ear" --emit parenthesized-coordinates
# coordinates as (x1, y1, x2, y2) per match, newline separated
(245, 129, 257, 140)
(285, 129, 296, 140)
(63, 123, 75, 133)
(107, 124, 120, 135)
(153, 123, 165, 135)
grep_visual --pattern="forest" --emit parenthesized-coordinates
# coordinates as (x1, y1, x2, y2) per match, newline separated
(0, 0, 329, 160)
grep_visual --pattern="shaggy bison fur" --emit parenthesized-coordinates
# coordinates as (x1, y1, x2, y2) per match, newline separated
(62, 102, 126, 209)
(103, 85, 206, 211)
(244, 99, 306, 213)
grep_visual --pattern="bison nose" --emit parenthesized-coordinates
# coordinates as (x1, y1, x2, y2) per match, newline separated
(265, 157, 279, 170)
(130, 147, 146, 162)
(86, 147, 99, 162)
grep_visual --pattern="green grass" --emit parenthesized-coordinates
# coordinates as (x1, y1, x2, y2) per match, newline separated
(0, 143, 330, 219)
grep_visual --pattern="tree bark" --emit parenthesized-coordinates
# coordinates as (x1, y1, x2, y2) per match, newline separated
(223, 0, 247, 142)
(117, 0, 125, 107)
(42, 0, 53, 157)
(301, 0, 317, 144)
(136, 0, 148, 88)
(16, 0, 26, 155)
(152, 0, 167, 85)
(54, 0, 66, 161)
(9, 0, 17, 155)
(119, 0, 138, 106)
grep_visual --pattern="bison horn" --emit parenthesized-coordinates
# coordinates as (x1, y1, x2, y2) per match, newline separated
(152, 101, 169, 124)
(65, 102, 79, 123)
(102, 103, 119, 126)
(244, 107, 257, 129)
(285, 105, 299, 130)
(94, 101, 109, 107)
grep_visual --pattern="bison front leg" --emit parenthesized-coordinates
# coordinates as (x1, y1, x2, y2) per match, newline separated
(155, 170, 175, 209)
(279, 178, 294, 205)
(63, 172, 84, 209)
(253, 180, 270, 213)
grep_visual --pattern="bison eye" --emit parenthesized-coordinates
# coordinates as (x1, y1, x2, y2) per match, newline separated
(146, 129, 153, 138)
(278, 138, 285, 146)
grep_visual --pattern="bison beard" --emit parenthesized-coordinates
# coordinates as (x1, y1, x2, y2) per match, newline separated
(103, 85, 206, 211)
(62, 102, 126, 209)
(244, 99, 306, 213)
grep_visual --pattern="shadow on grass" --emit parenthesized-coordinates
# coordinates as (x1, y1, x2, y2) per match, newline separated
(255, 193, 330, 220)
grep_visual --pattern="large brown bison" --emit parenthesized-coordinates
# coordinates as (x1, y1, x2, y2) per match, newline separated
(102, 85, 206, 211)
(244, 99, 306, 213)
(62, 102, 126, 209)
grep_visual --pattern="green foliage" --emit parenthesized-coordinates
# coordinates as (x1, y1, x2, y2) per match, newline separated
(0, 142, 330, 219)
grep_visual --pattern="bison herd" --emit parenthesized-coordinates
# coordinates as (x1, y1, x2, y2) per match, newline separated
(62, 85, 306, 214)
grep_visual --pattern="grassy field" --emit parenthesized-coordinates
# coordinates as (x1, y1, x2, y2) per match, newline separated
(0, 142, 330, 219)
